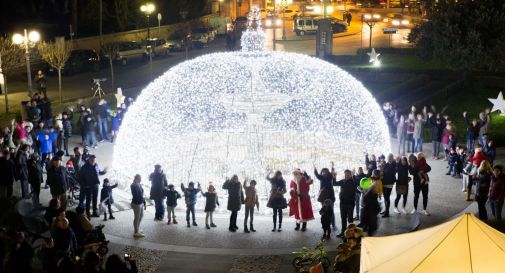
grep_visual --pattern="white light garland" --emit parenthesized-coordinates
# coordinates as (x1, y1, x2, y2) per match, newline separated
(109, 21, 391, 214)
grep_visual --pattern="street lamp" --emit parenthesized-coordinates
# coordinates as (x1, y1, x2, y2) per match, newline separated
(12, 29, 40, 97)
(140, 3, 155, 78)
(362, 13, 381, 50)
(275, 0, 293, 41)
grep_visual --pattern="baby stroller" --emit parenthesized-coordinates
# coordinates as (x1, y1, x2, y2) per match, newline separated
(66, 160, 80, 207)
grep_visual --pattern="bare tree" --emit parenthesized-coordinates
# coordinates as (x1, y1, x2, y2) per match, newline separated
(0, 37, 24, 112)
(38, 39, 72, 103)
(101, 43, 119, 90)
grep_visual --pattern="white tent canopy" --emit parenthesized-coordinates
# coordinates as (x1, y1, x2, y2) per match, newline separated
(360, 213, 505, 273)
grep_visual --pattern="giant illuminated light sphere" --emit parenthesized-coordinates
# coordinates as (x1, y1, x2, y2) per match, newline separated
(110, 10, 390, 199)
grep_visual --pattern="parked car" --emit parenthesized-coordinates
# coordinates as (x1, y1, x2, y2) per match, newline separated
(232, 16, 249, 32)
(280, 9, 299, 18)
(328, 18, 348, 33)
(166, 32, 192, 52)
(49, 49, 100, 75)
(142, 38, 170, 56)
(101, 41, 147, 65)
(293, 16, 318, 36)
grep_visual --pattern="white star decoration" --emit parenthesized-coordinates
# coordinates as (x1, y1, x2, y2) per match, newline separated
(114, 87, 125, 107)
(367, 48, 380, 63)
(488, 91, 505, 114)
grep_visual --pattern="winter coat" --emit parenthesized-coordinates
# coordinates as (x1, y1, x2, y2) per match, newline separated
(47, 166, 68, 195)
(15, 151, 29, 181)
(441, 128, 451, 145)
(266, 177, 287, 209)
(222, 180, 244, 211)
(314, 169, 336, 202)
(362, 186, 380, 227)
(288, 177, 314, 221)
(382, 161, 397, 186)
(396, 163, 410, 186)
(243, 182, 259, 208)
(84, 116, 97, 133)
(111, 116, 121, 131)
(319, 206, 333, 227)
(365, 155, 377, 177)
(100, 184, 117, 205)
(429, 116, 445, 142)
(489, 174, 505, 201)
(149, 172, 168, 200)
(333, 178, 356, 205)
(78, 162, 105, 189)
(165, 190, 181, 207)
(27, 158, 43, 186)
(464, 116, 479, 141)
(469, 151, 488, 166)
(448, 152, 460, 167)
(413, 117, 425, 139)
(70, 154, 84, 173)
(0, 157, 16, 186)
(181, 184, 201, 206)
(476, 171, 492, 198)
(62, 118, 72, 138)
(478, 114, 491, 136)
(131, 183, 144, 205)
(36, 131, 56, 154)
(94, 103, 110, 121)
(203, 192, 219, 212)
(396, 120, 406, 140)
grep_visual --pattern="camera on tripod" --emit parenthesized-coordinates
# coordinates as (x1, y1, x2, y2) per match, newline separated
(92, 78, 107, 84)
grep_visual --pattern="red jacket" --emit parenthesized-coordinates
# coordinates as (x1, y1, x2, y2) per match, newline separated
(489, 175, 505, 201)
(469, 151, 487, 166)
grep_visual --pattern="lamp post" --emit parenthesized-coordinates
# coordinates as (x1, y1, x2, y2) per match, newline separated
(12, 29, 40, 97)
(275, 0, 292, 41)
(140, 3, 155, 79)
(362, 13, 381, 50)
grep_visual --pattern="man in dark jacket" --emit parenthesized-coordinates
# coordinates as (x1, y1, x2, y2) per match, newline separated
(428, 112, 445, 159)
(78, 155, 106, 217)
(16, 144, 31, 199)
(381, 154, 397, 218)
(27, 153, 43, 206)
(84, 114, 97, 148)
(0, 150, 17, 198)
(149, 165, 168, 221)
(47, 157, 68, 210)
(61, 112, 72, 156)
(94, 99, 110, 142)
(333, 170, 356, 237)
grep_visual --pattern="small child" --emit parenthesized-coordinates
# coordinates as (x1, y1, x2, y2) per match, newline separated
(165, 184, 181, 225)
(446, 147, 461, 177)
(415, 152, 430, 183)
(100, 178, 118, 221)
(319, 198, 333, 240)
(203, 184, 219, 229)
(181, 181, 201, 228)
(110, 111, 121, 143)
(243, 180, 259, 233)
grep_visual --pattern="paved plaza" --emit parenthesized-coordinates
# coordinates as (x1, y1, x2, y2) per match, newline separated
(24, 136, 503, 272)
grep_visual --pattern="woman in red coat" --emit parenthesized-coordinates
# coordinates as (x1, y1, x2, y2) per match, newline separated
(289, 168, 314, 231)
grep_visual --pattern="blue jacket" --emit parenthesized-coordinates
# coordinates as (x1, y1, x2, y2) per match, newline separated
(36, 131, 56, 154)
(111, 116, 121, 131)
(181, 184, 201, 205)
(165, 190, 181, 207)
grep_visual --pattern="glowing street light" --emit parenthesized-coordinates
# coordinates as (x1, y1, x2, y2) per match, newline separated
(140, 3, 155, 78)
(275, 0, 293, 41)
(362, 13, 381, 50)
(13, 29, 40, 97)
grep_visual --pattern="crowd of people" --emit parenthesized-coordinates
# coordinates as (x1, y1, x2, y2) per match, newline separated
(0, 91, 137, 273)
(0, 85, 504, 273)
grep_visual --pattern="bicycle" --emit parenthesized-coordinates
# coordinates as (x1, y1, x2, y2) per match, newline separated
(92, 78, 107, 98)
(291, 240, 330, 272)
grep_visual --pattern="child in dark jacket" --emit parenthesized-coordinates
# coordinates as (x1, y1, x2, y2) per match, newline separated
(203, 184, 219, 229)
(100, 178, 118, 221)
(446, 147, 461, 177)
(181, 182, 201, 227)
(165, 184, 181, 224)
(319, 199, 333, 239)
(110, 112, 121, 143)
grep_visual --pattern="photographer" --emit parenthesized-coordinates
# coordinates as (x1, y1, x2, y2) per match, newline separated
(105, 254, 138, 273)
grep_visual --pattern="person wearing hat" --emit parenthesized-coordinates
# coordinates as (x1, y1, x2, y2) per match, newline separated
(46, 156, 69, 210)
(78, 154, 107, 217)
(149, 164, 168, 221)
(288, 168, 314, 231)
